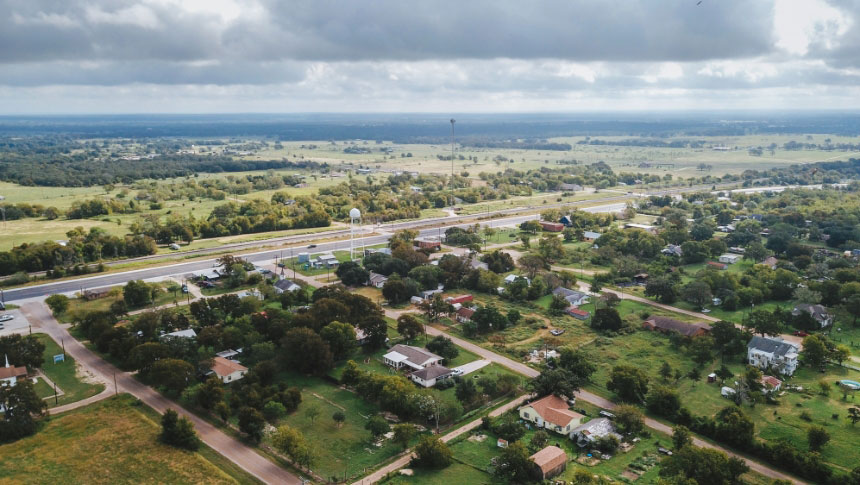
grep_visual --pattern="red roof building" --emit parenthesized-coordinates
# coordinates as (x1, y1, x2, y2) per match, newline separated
(446, 295, 474, 305)
(540, 221, 564, 232)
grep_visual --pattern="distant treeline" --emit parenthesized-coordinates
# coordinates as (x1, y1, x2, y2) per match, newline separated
(577, 138, 705, 148)
(463, 140, 571, 151)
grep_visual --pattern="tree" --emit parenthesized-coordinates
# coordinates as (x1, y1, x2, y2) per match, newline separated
(660, 446, 749, 485)
(833, 345, 851, 366)
(149, 358, 195, 394)
(714, 406, 755, 448)
(413, 436, 452, 469)
(529, 430, 549, 452)
(538, 236, 565, 262)
(419, 294, 453, 322)
(238, 407, 265, 443)
(394, 314, 423, 343)
(807, 425, 830, 452)
(645, 276, 678, 304)
(747, 309, 781, 336)
(426, 335, 459, 361)
(272, 425, 313, 467)
(848, 407, 860, 426)
(481, 250, 515, 274)
(365, 415, 390, 441)
(607, 364, 649, 403)
(681, 281, 712, 309)
(472, 304, 508, 333)
(715, 365, 733, 385)
(689, 336, 715, 367)
(382, 276, 413, 304)
(0, 380, 47, 443)
(493, 441, 533, 483)
(332, 411, 346, 428)
(455, 378, 480, 409)
(0, 335, 46, 370)
(660, 361, 673, 380)
(558, 347, 597, 383)
(802, 334, 828, 368)
(392, 423, 416, 449)
(45, 294, 70, 314)
(281, 328, 333, 375)
(335, 261, 369, 286)
(263, 401, 287, 422)
(123, 279, 153, 308)
(549, 293, 569, 316)
(159, 409, 199, 450)
(614, 404, 644, 436)
(518, 254, 545, 279)
(672, 425, 692, 450)
(591, 307, 623, 332)
(319, 321, 356, 361)
(646, 386, 681, 418)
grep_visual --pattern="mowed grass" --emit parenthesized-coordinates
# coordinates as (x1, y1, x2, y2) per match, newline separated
(35, 333, 105, 407)
(55, 282, 179, 323)
(0, 394, 261, 485)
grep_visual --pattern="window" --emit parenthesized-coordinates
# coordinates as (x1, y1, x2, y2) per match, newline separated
(523, 412, 530, 419)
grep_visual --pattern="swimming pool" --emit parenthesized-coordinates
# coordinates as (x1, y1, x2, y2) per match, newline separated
(839, 380, 860, 390)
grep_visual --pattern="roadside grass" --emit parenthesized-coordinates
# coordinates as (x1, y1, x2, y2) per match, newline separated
(35, 333, 105, 407)
(0, 394, 262, 485)
(379, 462, 492, 485)
(55, 282, 179, 323)
(279, 250, 354, 277)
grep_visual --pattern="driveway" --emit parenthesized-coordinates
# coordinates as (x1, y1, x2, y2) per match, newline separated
(19, 302, 303, 485)
(451, 359, 490, 376)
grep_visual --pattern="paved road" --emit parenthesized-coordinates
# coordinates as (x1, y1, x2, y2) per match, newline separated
(19, 302, 303, 485)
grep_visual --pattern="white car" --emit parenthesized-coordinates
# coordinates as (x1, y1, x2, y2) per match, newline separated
(451, 368, 464, 376)
(0, 314, 13, 322)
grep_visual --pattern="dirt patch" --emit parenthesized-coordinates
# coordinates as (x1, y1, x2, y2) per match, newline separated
(576, 456, 601, 466)
(468, 433, 488, 442)
(75, 362, 106, 386)
(619, 442, 635, 453)
(621, 470, 640, 481)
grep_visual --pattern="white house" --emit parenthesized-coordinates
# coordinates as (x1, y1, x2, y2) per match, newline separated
(504, 274, 530, 285)
(518, 395, 583, 435)
(718, 253, 742, 264)
(210, 357, 248, 384)
(552, 287, 589, 306)
(410, 366, 452, 387)
(383, 345, 443, 371)
(367, 272, 388, 288)
(274, 278, 302, 293)
(312, 253, 340, 268)
(747, 336, 800, 376)
(0, 355, 27, 387)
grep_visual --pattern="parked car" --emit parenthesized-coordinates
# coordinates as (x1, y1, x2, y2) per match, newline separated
(550, 329, 565, 336)
(181, 285, 189, 294)
(307, 244, 317, 248)
(0, 314, 14, 322)
(793, 330, 809, 337)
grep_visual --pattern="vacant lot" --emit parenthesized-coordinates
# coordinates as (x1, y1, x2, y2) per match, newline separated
(35, 333, 105, 407)
(0, 394, 261, 485)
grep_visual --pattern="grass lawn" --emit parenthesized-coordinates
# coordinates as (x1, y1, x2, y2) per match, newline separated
(0, 394, 261, 484)
(35, 333, 105, 407)
(380, 462, 492, 485)
(262, 372, 419, 482)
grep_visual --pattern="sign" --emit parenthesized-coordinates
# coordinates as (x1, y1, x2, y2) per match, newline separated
(53, 354, 65, 364)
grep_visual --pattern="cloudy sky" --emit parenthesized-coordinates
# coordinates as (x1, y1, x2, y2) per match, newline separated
(1, 0, 859, 113)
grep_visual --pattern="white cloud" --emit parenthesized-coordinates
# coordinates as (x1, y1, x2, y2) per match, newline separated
(773, 0, 851, 55)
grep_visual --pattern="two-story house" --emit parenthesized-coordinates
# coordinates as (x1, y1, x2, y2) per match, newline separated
(747, 336, 800, 376)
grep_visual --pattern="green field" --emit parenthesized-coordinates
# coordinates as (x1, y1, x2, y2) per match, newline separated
(0, 394, 261, 485)
(35, 333, 105, 407)
(55, 281, 181, 323)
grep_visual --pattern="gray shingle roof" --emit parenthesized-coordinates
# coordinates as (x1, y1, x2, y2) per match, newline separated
(748, 336, 799, 356)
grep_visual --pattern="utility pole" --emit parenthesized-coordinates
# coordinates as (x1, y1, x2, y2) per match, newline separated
(450, 118, 456, 208)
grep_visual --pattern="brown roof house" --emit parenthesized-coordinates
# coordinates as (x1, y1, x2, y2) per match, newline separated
(642, 316, 711, 338)
(519, 395, 583, 435)
(210, 357, 248, 384)
(455, 307, 475, 323)
(529, 445, 568, 480)
(0, 355, 28, 387)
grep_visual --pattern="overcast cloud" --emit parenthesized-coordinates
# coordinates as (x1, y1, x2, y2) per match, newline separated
(1, 0, 859, 113)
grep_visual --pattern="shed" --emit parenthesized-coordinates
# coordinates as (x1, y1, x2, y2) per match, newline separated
(529, 446, 567, 480)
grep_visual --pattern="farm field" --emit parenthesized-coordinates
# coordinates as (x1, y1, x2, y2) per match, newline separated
(0, 394, 262, 485)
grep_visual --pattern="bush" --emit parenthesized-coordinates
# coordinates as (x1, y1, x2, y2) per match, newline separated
(160, 409, 199, 450)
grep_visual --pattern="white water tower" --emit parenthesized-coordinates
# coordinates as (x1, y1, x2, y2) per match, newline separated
(349, 207, 361, 260)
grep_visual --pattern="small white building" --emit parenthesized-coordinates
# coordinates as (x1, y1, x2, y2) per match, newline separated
(718, 253, 742, 264)
(410, 366, 452, 387)
(274, 278, 302, 293)
(210, 357, 248, 384)
(312, 253, 340, 268)
(367, 272, 388, 288)
(504, 274, 530, 285)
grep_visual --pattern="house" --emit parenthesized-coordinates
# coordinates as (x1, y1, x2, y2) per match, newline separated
(162, 329, 197, 340)
(583, 231, 602, 242)
(216, 349, 241, 361)
(569, 417, 622, 447)
(409, 365, 452, 388)
(383, 345, 443, 371)
(566, 307, 590, 320)
(540, 221, 564, 232)
(559, 183, 583, 192)
(0, 355, 28, 387)
(718, 253, 742, 264)
(519, 395, 583, 435)
(210, 357, 248, 383)
(274, 278, 302, 293)
(642, 316, 711, 337)
(707, 261, 728, 270)
(312, 253, 340, 268)
(504, 274, 530, 285)
(410, 296, 424, 305)
(365, 247, 392, 256)
(750, 214, 763, 221)
(624, 223, 657, 234)
(560, 215, 573, 227)
(415, 237, 441, 250)
(420, 288, 443, 300)
(747, 336, 800, 376)
(82, 288, 111, 300)
(762, 256, 778, 269)
(761, 375, 783, 392)
(446, 294, 474, 305)
(632, 273, 649, 285)
(455, 307, 475, 323)
(367, 272, 388, 288)
(236, 289, 264, 300)
(191, 268, 222, 281)
(718, 225, 735, 233)
(728, 246, 745, 254)
(792, 304, 832, 328)
(530, 446, 568, 480)
(662, 244, 683, 257)
(552, 287, 590, 306)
